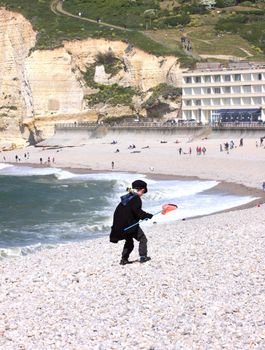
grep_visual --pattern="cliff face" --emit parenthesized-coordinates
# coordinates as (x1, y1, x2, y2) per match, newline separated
(0, 8, 185, 149)
(0, 7, 36, 148)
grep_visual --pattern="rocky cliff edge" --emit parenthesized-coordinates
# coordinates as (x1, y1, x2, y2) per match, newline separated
(0, 7, 185, 150)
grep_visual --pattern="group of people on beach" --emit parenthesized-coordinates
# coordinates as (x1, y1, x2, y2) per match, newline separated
(15, 152, 30, 162)
(220, 138, 243, 153)
(39, 157, 55, 165)
(177, 146, 206, 155)
(196, 146, 206, 155)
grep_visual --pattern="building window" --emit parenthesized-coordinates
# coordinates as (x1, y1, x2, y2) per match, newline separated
(185, 100, 192, 106)
(214, 87, 221, 94)
(202, 98, 210, 106)
(224, 75, 231, 82)
(214, 75, 221, 82)
(213, 98, 221, 105)
(223, 86, 231, 93)
(242, 85, 251, 93)
(223, 98, 231, 105)
(258, 73, 262, 80)
(207, 88, 211, 94)
(234, 74, 241, 81)
(232, 86, 241, 93)
(211, 110, 220, 123)
(252, 97, 261, 104)
(195, 76, 201, 83)
(204, 75, 211, 82)
(195, 100, 201, 106)
(233, 98, 241, 105)
(185, 111, 192, 119)
(253, 85, 262, 93)
(185, 76, 192, 83)
(242, 97, 251, 105)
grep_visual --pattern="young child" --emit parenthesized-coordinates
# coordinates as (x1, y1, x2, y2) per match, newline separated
(110, 180, 153, 265)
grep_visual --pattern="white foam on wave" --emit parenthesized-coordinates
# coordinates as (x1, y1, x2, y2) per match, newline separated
(0, 165, 149, 188)
(54, 170, 78, 180)
(145, 194, 257, 225)
(0, 163, 13, 170)
(0, 165, 62, 177)
(54, 170, 147, 184)
(146, 180, 218, 201)
(0, 242, 56, 260)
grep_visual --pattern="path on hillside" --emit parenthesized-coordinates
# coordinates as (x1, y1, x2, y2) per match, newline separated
(50, 0, 250, 62)
(51, 0, 133, 32)
(50, 0, 182, 56)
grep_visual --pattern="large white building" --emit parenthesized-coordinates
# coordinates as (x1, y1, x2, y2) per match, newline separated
(181, 62, 265, 124)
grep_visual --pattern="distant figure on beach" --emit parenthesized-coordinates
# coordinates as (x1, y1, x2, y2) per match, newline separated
(47, 157, 51, 165)
(128, 144, 136, 149)
(115, 149, 119, 153)
(15, 155, 18, 162)
(40, 157, 43, 164)
(111, 161, 114, 169)
(179, 147, 182, 155)
(239, 138, 243, 147)
(110, 180, 153, 265)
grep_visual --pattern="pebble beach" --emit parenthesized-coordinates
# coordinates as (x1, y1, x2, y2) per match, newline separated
(1, 134, 265, 349)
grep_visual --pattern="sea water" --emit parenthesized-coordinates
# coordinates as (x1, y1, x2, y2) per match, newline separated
(0, 163, 256, 258)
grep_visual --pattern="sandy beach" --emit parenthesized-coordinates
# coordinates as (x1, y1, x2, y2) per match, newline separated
(2, 132, 265, 188)
(1, 132, 265, 349)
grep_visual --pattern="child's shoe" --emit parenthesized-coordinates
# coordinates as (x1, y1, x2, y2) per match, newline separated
(140, 256, 151, 263)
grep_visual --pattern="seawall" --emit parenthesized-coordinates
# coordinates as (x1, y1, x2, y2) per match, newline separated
(37, 125, 265, 147)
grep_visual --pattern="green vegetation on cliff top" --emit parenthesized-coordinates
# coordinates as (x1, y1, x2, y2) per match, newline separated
(0, 0, 264, 63)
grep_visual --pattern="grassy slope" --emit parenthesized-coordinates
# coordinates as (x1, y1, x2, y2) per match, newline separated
(0, 0, 264, 63)
(0, 0, 182, 57)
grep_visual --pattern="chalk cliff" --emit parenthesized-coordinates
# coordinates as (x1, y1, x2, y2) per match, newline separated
(0, 7, 184, 149)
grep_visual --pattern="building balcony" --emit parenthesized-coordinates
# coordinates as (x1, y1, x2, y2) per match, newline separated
(182, 104, 264, 111)
(181, 80, 265, 89)
(182, 92, 265, 99)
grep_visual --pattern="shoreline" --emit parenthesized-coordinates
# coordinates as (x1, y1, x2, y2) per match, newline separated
(3, 161, 265, 218)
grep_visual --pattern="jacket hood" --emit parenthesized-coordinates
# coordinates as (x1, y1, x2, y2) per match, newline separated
(120, 192, 137, 206)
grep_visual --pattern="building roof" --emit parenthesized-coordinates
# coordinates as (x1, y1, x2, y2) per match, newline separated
(184, 61, 265, 74)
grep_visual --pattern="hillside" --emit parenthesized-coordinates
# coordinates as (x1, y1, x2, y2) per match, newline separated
(1, 0, 265, 63)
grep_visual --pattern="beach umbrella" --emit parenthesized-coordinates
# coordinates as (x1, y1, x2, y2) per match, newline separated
(124, 203, 178, 232)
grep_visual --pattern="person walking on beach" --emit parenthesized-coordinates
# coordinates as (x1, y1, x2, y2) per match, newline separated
(110, 180, 153, 265)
